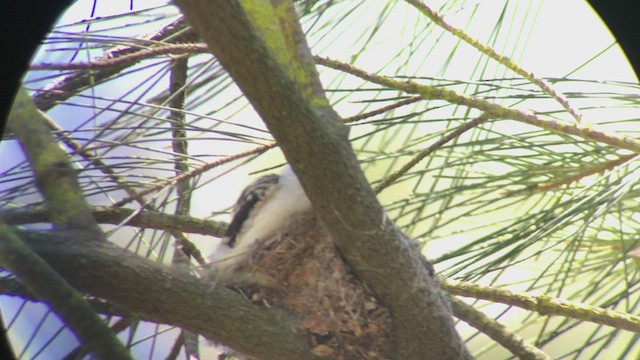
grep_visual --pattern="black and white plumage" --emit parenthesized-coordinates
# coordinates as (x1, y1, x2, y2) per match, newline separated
(211, 165, 312, 270)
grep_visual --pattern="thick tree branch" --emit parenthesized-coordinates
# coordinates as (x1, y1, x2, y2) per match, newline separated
(7, 90, 103, 234)
(0, 224, 133, 360)
(14, 228, 317, 360)
(6, 89, 137, 358)
(172, 1, 471, 358)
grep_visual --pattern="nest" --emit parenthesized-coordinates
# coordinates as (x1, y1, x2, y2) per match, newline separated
(232, 212, 392, 359)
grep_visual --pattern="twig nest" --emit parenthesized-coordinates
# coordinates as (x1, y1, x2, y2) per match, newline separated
(234, 212, 392, 359)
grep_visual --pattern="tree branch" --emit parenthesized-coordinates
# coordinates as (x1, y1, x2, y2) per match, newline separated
(111, 142, 275, 208)
(449, 296, 552, 360)
(0, 276, 134, 319)
(0, 206, 226, 237)
(314, 56, 640, 153)
(30, 43, 207, 71)
(167, 55, 202, 356)
(172, 1, 471, 358)
(14, 228, 317, 360)
(404, 0, 582, 123)
(444, 280, 640, 332)
(7, 89, 104, 234)
(32, 17, 196, 112)
(374, 113, 491, 193)
(0, 224, 133, 360)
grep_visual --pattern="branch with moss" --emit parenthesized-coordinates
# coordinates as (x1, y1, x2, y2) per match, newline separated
(449, 295, 552, 360)
(6, 89, 136, 358)
(31, 38, 640, 156)
(443, 280, 640, 332)
(34, 56, 209, 264)
(7, 90, 105, 233)
(38, 103, 147, 207)
(314, 56, 640, 153)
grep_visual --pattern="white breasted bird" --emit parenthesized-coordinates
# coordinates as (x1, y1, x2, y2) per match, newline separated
(211, 164, 312, 271)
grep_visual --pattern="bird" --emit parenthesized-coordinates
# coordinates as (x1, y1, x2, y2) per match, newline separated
(210, 164, 312, 271)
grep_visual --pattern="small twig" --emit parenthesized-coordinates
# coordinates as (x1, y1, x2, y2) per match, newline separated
(40, 112, 147, 207)
(169, 56, 192, 215)
(449, 295, 552, 360)
(505, 153, 639, 195)
(375, 113, 491, 193)
(111, 143, 276, 208)
(30, 43, 209, 71)
(166, 333, 186, 360)
(315, 55, 640, 153)
(166, 55, 208, 266)
(443, 280, 640, 332)
(167, 56, 203, 358)
(32, 17, 196, 112)
(404, 0, 582, 123)
(343, 96, 423, 123)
